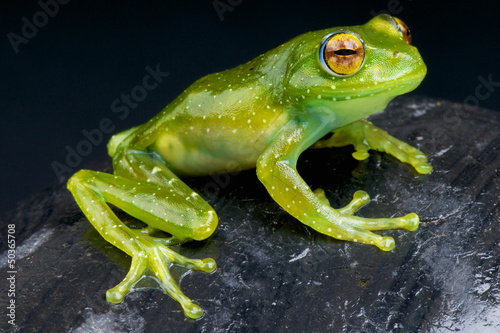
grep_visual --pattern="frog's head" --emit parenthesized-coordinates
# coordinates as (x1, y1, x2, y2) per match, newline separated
(285, 14, 426, 125)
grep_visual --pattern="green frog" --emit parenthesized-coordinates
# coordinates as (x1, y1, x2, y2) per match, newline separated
(68, 14, 431, 319)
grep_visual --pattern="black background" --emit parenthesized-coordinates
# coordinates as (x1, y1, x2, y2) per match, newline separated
(1, 0, 500, 213)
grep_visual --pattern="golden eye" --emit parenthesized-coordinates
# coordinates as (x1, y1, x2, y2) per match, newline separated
(394, 17, 411, 44)
(319, 32, 365, 76)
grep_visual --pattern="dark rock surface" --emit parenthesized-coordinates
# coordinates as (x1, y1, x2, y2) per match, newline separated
(1, 95, 499, 332)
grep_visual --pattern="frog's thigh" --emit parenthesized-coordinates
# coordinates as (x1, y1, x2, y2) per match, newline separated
(70, 169, 217, 242)
(118, 148, 218, 239)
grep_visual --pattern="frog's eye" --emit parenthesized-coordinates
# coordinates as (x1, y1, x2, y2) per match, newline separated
(394, 17, 411, 44)
(319, 32, 365, 77)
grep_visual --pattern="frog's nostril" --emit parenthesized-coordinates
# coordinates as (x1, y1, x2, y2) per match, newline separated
(393, 51, 401, 58)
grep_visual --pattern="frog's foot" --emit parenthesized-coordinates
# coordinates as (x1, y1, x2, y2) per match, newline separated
(106, 232, 216, 319)
(315, 189, 419, 251)
(312, 119, 432, 174)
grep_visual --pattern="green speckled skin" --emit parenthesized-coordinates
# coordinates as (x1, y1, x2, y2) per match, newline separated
(68, 15, 431, 318)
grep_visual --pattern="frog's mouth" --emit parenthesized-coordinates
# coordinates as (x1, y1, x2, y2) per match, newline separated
(301, 67, 427, 128)
(318, 70, 426, 102)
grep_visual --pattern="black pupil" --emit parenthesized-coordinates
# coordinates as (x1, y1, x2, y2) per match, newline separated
(334, 49, 356, 56)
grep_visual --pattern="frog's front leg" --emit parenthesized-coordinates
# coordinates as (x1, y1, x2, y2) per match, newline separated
(313, 119, 432, 174)
(257, 120, 419, 251)
(67, 149, 217, 319)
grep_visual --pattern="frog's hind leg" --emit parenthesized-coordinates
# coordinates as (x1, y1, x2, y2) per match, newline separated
(67, 150, 218, 319)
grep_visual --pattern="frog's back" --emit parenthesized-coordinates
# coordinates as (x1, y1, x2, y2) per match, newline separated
(118, 51, 293, 176)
